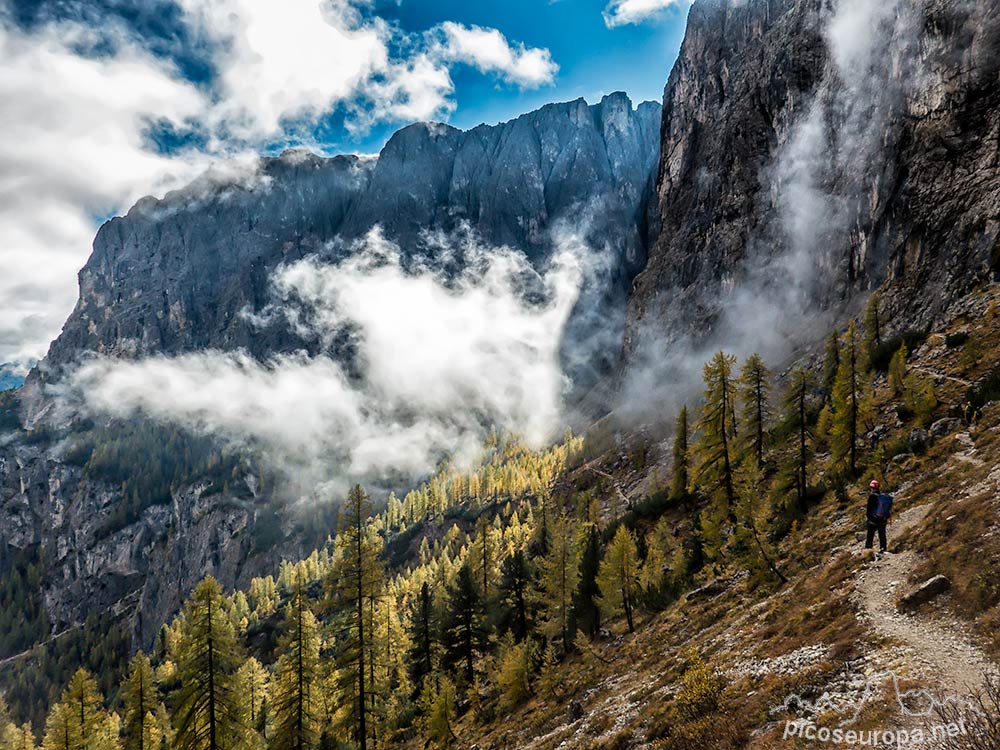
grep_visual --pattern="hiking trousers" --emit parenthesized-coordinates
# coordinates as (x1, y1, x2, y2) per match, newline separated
(865, 519, 887, 551)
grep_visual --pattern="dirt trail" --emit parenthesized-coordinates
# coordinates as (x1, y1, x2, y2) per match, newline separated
(854, 502, 996, 697)
(0, 626, 76, 669)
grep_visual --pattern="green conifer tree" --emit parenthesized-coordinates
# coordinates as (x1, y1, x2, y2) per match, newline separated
(573, 524, 602, 638)
(406, 582, 436, 694)
(441, 564, 486, 686)
(498, 550, 531, 642)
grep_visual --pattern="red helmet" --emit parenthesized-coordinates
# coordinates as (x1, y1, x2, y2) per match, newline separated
(870, 480, 881, 490)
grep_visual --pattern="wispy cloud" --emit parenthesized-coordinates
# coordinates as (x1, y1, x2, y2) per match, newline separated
(61, 228, 585, 494)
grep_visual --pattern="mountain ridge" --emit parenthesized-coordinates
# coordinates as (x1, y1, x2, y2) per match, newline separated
(39, 92, 660, 378)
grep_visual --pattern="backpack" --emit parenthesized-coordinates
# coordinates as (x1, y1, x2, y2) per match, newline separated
(874, 493, 894, 520)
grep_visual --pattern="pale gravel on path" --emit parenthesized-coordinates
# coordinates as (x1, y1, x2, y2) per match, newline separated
(854, 503, 997, 698)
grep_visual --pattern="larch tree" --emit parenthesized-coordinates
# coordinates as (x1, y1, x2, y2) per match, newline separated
(11, 725, 36, 750)
(539, 512, 579, 651)
(639, 517, 673, 604)
(418, 677, 456, 749)
(734, 465, 787, 584)
(671, 406, 690, 500)
(174, 577, 244, 750)
(122, 653, 161, 750)
(270, 577, 322, 750)
(235, 658, 269, 740)
(470, 516, 498, 605)
(0, 698, 14, 750)
(888, 342, 908, 395)
(738, 354, 772, 469)
(863, 292, 882, 368)
(42, 703, 72, 750)
(693, 352, 739, 519)
(92, 713, 120, 750)
(821, 330, 840, 401)
(830, 322, 863, 475)
(64, 669, 104, 750)
(782, 369, 814, 513)
(596, 525, 640, 633)
(328, 485, 383, 750)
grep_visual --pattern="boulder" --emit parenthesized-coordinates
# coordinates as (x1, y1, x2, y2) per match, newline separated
(929, 418, 961, 438)
(685, 577, 732, 602)
(898, 575, 952, 611)
(909, 428, 930, 451)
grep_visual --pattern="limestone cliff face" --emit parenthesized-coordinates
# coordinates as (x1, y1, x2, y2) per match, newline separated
(626, 0, 1000, 360)
(44, 93, 660, 372)
(0, 437, 287, 650)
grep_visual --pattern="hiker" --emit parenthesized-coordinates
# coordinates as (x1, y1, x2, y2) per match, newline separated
(865, 480, 893, 553)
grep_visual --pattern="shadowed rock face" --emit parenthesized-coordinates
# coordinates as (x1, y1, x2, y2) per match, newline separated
(44, 93, 661, 377)
(626, 0, 1000, 363)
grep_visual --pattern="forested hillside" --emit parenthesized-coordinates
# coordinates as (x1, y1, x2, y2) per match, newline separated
(5, 285, 999, 749)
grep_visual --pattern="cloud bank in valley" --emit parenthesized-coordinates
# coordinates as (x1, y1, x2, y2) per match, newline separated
(64, 229, 586, 495)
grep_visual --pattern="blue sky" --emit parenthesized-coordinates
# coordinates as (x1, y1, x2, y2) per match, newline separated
(0, 0, 691, 362)
(11, 0, 690, 154)
(351, 0, 690, 151)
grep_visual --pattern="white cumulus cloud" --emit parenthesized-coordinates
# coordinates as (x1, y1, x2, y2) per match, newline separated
(0, 2, 559, 363)
(603, 0, 692, 28)
(437, 22, 559, 88)
(0, 21, 212, 365)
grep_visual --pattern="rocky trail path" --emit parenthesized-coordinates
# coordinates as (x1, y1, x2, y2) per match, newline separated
(853, 501, 996, 698)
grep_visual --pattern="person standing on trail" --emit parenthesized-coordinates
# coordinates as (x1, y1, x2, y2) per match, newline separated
(865, 480, 893, 553)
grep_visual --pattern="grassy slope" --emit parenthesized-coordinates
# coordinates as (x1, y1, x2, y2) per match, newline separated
(434, 283, 1000, 750)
